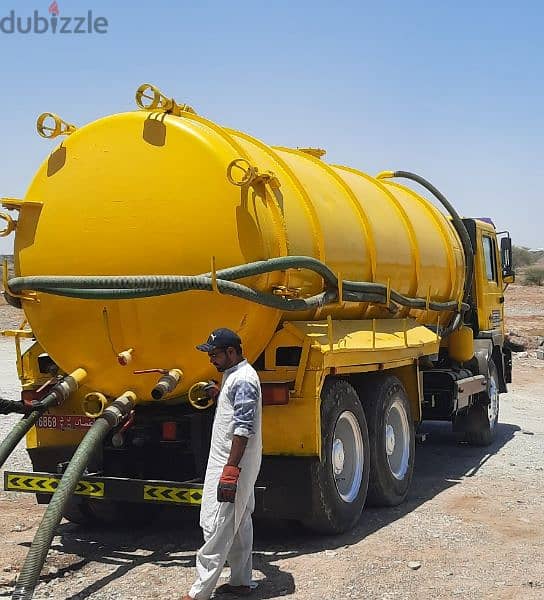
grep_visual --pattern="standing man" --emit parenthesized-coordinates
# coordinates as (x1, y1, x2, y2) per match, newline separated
(183, 328, 262, 600)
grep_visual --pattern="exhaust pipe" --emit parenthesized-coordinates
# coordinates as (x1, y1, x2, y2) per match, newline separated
(12, 390, 136, 600)
(0, 368, 87, 470)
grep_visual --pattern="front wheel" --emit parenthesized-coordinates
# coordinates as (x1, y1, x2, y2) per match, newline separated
(302, 379, 370, 534)
(465, 361, 499, 446)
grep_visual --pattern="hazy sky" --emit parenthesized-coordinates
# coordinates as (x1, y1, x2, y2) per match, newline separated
(0, 0, 542, 254)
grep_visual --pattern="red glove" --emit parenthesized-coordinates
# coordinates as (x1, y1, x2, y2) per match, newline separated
(217, 465, 240, 503)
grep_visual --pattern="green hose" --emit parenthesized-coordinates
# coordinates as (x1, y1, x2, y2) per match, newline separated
(0, 372, 86, 471)
(8, 256, 468, 313)
(0, 411, 41, 470)
(11, 395, 134, 600)
(0, 390, 63, 470)
(388, 171, 474, 306)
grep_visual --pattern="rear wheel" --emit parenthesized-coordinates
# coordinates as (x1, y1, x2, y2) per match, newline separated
(465, 361, 499, 446)
(302, 379, 370, 534)
(63, 499, 160, 526)
(62, 497, 96, 525)
(363, 375, 415, 507)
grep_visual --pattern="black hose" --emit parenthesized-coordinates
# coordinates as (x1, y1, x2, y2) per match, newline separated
(12, 395, 134, 600)
(0, 398, 32, 415)
(389, 171, 474, 306)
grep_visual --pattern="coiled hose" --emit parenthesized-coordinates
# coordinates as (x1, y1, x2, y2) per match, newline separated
(8, 255, 468, 314)
(11, 394, 134, 600)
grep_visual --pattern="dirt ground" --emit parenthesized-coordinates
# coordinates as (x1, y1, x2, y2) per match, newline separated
(0, 285, 543, 599)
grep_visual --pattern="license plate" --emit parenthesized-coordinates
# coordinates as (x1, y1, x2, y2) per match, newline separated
(36, 415, 95, 431)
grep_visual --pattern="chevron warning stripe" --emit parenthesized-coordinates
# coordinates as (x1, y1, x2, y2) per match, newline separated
(6, 474, 104, 497)
(143, 485, 202, 504)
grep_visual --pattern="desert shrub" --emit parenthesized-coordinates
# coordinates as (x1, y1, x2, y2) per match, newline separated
(513, 246, 538, 268)
(524, 267, 544, 286)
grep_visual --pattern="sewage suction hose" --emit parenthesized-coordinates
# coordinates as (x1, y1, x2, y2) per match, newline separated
(11, 392, 135, 600)
(377, 171, 474, 306)
(8, 256, 469, 314)
(0, 369, 87, 470)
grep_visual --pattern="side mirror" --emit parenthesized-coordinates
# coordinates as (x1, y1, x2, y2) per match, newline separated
(500, 236, 515, 282)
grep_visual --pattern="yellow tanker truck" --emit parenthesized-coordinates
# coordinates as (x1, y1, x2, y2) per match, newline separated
(0, 83, 515, 596)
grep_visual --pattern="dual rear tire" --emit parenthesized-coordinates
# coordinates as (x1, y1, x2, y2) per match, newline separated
(304, 375, 415, 534)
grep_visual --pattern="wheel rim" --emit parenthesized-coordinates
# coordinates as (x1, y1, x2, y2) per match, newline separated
(332, 411, 364, 503)
(385, 397, 410, 480)
(487, 373, 499, 427)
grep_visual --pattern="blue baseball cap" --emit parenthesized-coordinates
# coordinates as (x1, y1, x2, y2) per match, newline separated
(196, 328, 242, 352)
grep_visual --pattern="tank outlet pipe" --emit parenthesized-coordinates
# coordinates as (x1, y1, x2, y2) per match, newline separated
(82, 392, 108, 418)
(151, 369, 183, 400)
(12, 391, 136, 600)
(0, 368, 87, 470)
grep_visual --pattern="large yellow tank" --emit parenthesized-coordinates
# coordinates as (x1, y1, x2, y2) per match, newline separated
(12, 88, 465, 399)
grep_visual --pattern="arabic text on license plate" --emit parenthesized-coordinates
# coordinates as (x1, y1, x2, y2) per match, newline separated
(36, 415, 94, 430)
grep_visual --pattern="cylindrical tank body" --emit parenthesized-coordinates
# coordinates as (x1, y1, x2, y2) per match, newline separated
(14, 109, 465, 399)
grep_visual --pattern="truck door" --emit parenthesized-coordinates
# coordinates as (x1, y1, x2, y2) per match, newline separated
(475, 225, 504, 335)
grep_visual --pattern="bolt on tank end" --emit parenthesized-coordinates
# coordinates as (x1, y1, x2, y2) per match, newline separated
(151, 369, 183, 400)
(83, 391, 108, 418)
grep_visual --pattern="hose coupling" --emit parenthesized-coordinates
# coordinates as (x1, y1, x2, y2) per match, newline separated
(151, 369, 183, 400)
(101, 391, 136, 428)
(32, 368, 87, 409)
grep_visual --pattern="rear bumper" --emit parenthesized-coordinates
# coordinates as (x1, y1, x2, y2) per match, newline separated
(7, 455, 316, 519)
(4, 470, 207, 506)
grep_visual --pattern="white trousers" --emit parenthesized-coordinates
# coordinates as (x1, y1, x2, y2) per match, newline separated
(189, 501, 254, 600)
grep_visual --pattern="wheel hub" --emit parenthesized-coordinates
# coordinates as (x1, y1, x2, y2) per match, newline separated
(385, 424, 395, 455)
(385, 397, 410, 480)
(488, 375, 499, 425)
(332, 411, 364, 503)
(333, 438, 345, 474)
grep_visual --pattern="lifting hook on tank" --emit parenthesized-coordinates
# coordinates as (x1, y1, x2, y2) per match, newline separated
(226, 158, 280, 189)
(133, 368, 184, 400)
(36, 112, 77, 139)
(0, 212, 16, 237)
(135, 83, 196, 116)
